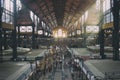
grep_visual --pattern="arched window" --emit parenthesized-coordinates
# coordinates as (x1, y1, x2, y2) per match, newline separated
(58, 29, 62, 37)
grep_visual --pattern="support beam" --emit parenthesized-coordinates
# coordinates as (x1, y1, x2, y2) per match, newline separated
(0, 0, 3, 62)
(32, 24, 35, 49)
(18, 26, 20, 47)
(12, 0, 17, 59)
(83, 25, 86, 48)
(100, 30, 105, 59)
(112, 0, 120, 60)
(3, 30, 7, 50)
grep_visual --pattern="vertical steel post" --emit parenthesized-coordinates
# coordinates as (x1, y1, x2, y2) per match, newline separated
(32, 14, 35, 49)
(83, 14, 86, 48)
(18, 26, 20, 47)
(99, 0, 105, 59)
(100, 30, 105, 59)
(12, 0, 17, 59)
(32, 24, 35, 49)
(3, 30, 7, 50)
(0, 0, 3, 62)
(112, 0, 120, 60)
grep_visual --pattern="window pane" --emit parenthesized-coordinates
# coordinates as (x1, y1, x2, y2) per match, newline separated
(2, 12, 6, 22)
(106, 0, 110, 11)
(1, 0, 4, 7)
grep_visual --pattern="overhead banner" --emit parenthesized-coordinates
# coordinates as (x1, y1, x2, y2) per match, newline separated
(102, 22, 113, 29)
(2, 22, 14, 30)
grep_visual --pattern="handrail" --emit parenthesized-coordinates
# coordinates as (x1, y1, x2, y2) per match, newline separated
(17, 66, 31, 80)
(17, 63, 36, 80)
(79, 60, 95, 80)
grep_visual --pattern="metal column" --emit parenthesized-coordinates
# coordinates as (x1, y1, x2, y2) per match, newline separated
(3, 30, 7, 50)
(112, 0, 120, 60)
(100, 30, 105, 59)
(32, 24, 35, 49)
(83, 25, 86, 48)
(0, 0, 3, 62)
(18, 26, 20, 47)
(12, 0, 17, 59)
(83, 14, 86, 48)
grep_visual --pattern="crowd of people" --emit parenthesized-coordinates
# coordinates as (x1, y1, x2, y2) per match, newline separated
(33, 44, 82, 80)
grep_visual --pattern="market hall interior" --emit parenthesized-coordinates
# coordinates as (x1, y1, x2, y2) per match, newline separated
(0, 0, 120, 80)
